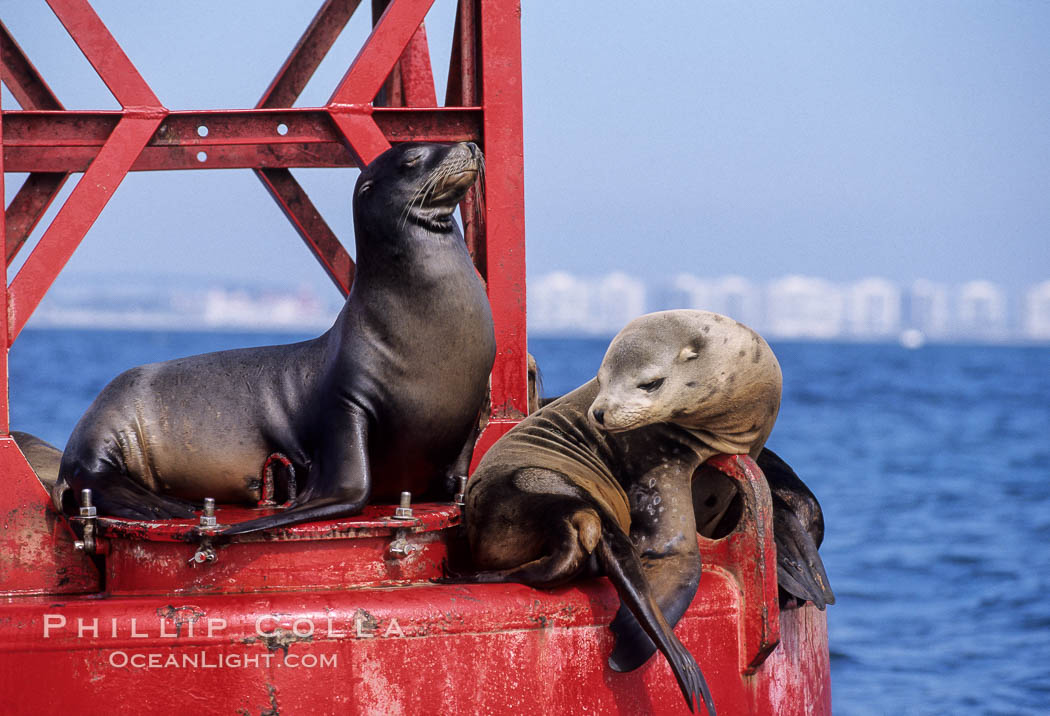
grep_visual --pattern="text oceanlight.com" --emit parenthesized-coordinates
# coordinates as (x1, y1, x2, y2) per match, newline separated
(108, 651, 337, 669)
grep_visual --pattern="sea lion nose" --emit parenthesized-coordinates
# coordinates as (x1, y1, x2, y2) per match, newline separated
(592, 408, 605, 425)
(466, 142, 478, 158)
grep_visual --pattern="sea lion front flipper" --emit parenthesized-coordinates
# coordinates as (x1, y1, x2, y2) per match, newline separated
(608, 471, 703, 673)
(597, 518, 714, 716)
(221, 404, 372, 536)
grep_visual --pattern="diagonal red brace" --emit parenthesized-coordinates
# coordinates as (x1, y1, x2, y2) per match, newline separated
(7, 115, 163, 343)
(46, 0, 162, 110)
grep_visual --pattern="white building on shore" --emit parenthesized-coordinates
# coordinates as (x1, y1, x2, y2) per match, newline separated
(907, 279, 951, 339)
(591, 272, 646, 334)
(527, 271, 593, 334)
(846, 278, 901, 339)
(765, 276, 844, 339)
(1023, 281, 1050, 340)
(957, 280, 1008, 341)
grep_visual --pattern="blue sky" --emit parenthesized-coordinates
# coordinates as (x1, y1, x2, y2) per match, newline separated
(4, 1, 1048, 293)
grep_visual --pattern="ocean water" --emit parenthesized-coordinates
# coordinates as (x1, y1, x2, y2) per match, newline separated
(10, 329, 1050, 714)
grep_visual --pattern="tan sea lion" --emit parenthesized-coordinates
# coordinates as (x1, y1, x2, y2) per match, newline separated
(526, 345, 835, 612)
(444, 310, 785, 714)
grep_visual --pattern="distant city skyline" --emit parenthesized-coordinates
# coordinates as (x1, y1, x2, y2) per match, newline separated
(24, 270, 1050, 345)
(528, 271, 1050, 344)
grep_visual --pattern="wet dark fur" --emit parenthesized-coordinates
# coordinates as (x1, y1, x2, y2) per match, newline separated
(51, 142, 495, 531)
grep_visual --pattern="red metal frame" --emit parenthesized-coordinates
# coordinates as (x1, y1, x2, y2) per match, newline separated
(0, 0, 528, 593)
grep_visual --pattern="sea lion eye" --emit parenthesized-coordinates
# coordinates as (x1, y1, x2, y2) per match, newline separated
(638, 378, 665, 392)
(402, 153, 423, 168)
(358, 180, 373, 195)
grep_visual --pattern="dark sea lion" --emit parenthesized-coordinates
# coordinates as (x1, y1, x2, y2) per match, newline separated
(53, 142, 496, 533)
(447, 310, 784, 714)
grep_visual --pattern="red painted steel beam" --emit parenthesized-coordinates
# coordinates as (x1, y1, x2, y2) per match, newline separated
(2, 108, 482, 172)
(0, 21, 63, 110)
(476, 0, 527, 434)
(328, 0, 436, 165)
(255, 0, 363, 298)
(334, 0, 434, 105)
(327, 110, 390, 168)
(396, 24, 438, 107)
(258, 167, 355, 296)
(445, 0, 478, 107)
(7, 115, 161, 343)
(1, 88, 8, 433)
(445, 0, 482, 266)
(258, 0, 364, 110)
(1, 22, 73, 266)
(46, 0, 161, 109)
(5, 172, 69, 265)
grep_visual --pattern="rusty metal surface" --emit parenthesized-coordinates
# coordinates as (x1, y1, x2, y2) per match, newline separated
(0, 445, 830, 713)
(2, 108, 483, 173)
(703, 453, 782, 672)
(0, 533, 829, 714)
(0, 437, 101, 595)
(0, 19, 63, 110)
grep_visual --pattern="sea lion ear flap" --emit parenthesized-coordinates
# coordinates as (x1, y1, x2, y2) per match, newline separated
(677, 338, 703, 362)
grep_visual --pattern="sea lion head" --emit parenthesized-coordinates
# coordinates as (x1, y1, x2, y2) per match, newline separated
(353, 141, 482, 236)
(589, 310, 782, 452)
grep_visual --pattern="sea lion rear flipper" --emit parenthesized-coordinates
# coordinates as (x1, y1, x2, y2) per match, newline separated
(597, 518, 714, 716)
(61, 471, 199, 520)
(222, 404, 371, 536)
(757, 448, 835, 607)
(607, 551, 702, 673)
(12, 430, 63, 488)
(773, 495, 835, 608)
